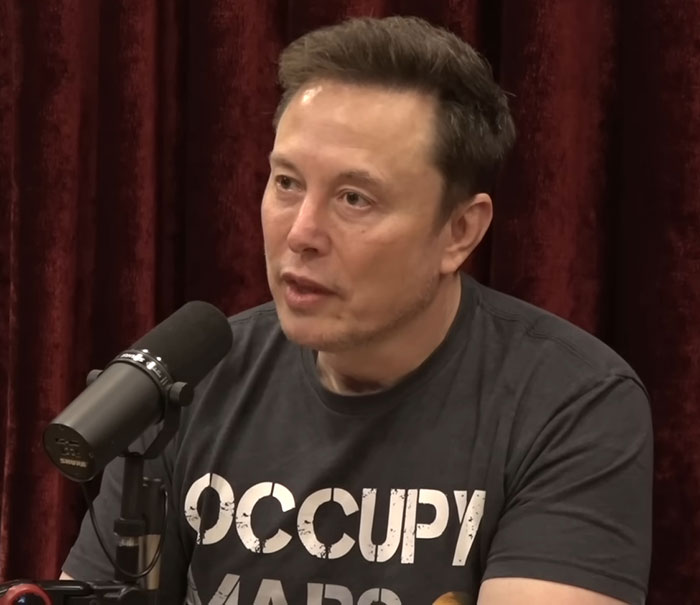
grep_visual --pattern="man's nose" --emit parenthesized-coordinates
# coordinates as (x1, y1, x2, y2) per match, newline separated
(286, 195, 331, 255)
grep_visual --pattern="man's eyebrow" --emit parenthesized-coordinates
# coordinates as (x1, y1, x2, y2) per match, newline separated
(269, 153, 387, 190)
(268, 152, 297, 169)
(336, 169, 387, 191)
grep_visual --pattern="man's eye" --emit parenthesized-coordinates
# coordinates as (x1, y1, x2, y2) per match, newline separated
(275, 175, 296, 190)
(342, 191, 370, 208)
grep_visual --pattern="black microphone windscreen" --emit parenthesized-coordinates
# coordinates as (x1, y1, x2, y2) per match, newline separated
(132, 301, 232, 385)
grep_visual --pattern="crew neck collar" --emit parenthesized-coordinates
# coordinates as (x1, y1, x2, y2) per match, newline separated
(300, 272, 479, 416)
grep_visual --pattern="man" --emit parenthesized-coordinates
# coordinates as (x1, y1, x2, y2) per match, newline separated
(62, 16, 652, 604)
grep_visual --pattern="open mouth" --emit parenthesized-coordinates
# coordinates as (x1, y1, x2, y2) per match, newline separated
(282, 273, 334, 295)
(281, 275, 334, 308)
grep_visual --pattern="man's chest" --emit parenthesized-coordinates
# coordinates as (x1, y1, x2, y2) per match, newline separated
(173, 401, 497, 604)
(180, 482, 486, 604)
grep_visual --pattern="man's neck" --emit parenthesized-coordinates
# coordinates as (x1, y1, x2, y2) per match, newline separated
(317, 274, 462, 395)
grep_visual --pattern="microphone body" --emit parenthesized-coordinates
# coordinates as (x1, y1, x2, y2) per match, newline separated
(44, 363, 161, 482)
(43, 301, 232, 482)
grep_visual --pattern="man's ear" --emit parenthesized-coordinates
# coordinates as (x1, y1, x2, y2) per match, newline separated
(440, 193, 493, 274)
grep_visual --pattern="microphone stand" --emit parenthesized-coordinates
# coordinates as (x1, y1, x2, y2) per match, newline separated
(0, 456, 162, 604)
(0, 371, 192, 605)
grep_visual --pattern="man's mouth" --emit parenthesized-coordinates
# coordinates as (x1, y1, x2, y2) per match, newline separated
(281, 273, 334, 295)
(280, 272, 336, 309)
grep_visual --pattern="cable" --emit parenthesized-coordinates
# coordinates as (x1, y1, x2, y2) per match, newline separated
(80, 482, 167, 581)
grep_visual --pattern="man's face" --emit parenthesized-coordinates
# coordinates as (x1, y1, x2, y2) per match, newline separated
(261, 80, 453, 351)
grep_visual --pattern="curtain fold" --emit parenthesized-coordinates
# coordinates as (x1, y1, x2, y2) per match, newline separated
(493, 2, 619, 337)
(182, 0, 280, 312)
(1, 0, 99, 577)
(616, 3, 700, 602)
(1, 1, 698, 602)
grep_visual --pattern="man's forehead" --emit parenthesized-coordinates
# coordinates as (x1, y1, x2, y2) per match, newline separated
(291, 79, 433, 118)
(298, 84, 324, 106)
(276, 79, 438, 157)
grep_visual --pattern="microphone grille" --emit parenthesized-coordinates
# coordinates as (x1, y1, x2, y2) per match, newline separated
(132, 301, 233, 385)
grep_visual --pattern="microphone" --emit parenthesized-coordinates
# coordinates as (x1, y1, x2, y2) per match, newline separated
(43, 301, 233, 482)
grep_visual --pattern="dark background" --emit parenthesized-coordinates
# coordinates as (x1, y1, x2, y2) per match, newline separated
(1, 1, 698, 603)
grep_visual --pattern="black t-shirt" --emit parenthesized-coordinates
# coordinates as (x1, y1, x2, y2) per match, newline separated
(63, 274, 652, 604)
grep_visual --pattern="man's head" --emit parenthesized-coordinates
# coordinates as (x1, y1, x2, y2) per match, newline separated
(274, 16, 515, 219)
(261, 17, 514, 354)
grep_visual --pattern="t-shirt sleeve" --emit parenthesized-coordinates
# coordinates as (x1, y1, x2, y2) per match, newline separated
(61, 452, 126, 580)
(483, 374, 653, 604)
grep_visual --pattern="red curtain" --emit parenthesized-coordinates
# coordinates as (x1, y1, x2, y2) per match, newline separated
(1, 1, 698, 602)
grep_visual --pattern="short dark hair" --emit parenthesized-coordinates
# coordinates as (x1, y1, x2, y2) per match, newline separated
(275, 16, 516, 217)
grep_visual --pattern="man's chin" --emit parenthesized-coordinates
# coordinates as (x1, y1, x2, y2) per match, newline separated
(280, 326, 339, 351)
(278, 316, 350, 352)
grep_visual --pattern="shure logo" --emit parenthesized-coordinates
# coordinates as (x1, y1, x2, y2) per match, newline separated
(120, 352, 145, 363)
(59, 458, 88, 468)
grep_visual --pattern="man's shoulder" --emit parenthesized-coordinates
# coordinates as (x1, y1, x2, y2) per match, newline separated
(219, 299, 293, 367)
(179, 300, 292, 429)
(470, 279, 643, 387)
(185, 299, 288, 394)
